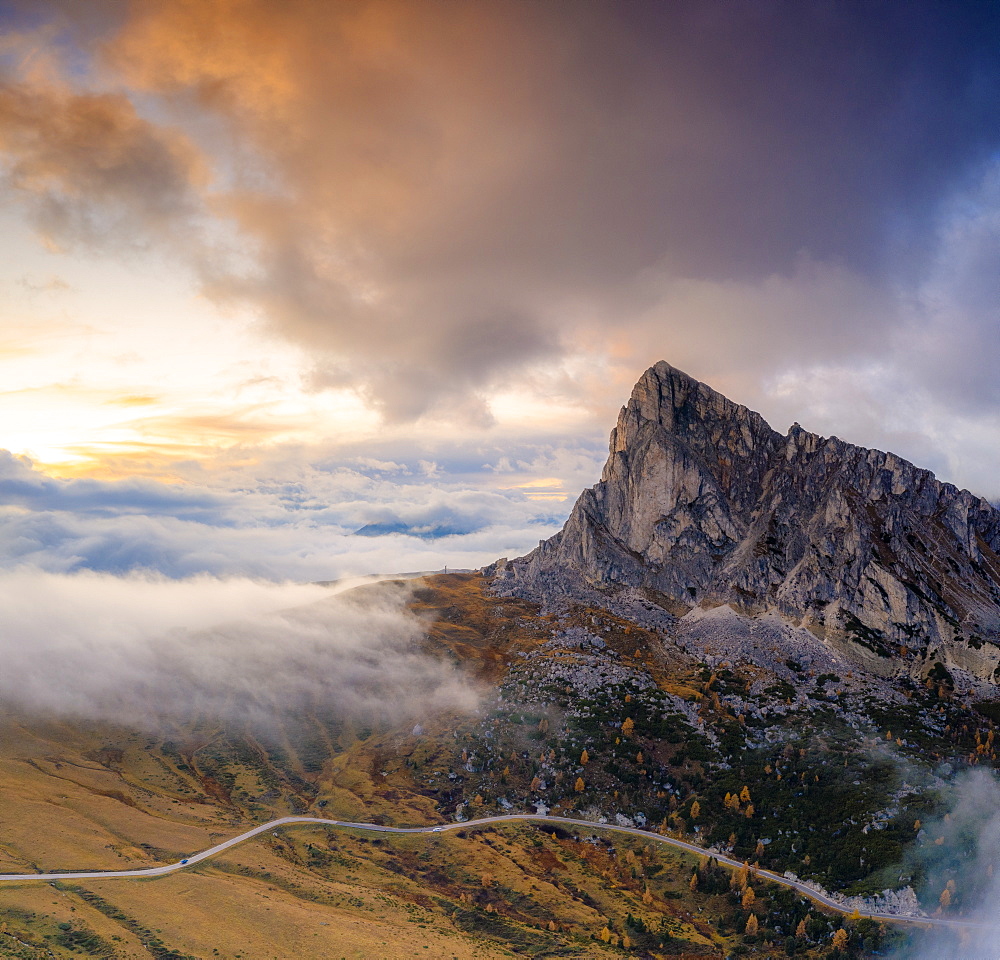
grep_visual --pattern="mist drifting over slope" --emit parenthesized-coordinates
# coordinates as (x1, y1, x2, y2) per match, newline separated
(0, 569, 478, 730)
(895, 770, 1000, 957)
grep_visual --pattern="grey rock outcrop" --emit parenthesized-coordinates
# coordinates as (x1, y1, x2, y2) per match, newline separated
(489, 362, 1000, 680)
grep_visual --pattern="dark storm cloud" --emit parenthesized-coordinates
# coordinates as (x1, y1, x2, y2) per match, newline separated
(607, 1, 1000, 279)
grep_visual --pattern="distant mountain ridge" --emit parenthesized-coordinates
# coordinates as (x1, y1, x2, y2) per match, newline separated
(489, 361, 1000, 683)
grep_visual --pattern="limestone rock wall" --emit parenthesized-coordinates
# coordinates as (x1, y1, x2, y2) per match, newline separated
(490, 361, 1000, 678)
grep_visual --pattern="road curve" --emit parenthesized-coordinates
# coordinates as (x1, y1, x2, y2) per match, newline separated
(0, 813, 978, 931)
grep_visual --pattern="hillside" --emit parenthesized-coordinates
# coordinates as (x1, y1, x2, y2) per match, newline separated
(0, 573, 924, 960)
(0, 573, 992, 958)
(5, 362, 1000, 958)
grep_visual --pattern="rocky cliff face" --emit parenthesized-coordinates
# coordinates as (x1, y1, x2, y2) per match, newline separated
(489, 361, 1000, 681)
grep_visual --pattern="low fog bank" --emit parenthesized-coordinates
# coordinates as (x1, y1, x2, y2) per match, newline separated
(895, 769, 1000, 957)
(0, 569, 479, 731)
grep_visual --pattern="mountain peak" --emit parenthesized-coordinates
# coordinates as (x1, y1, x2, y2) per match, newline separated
(491, 362, 1000, 686)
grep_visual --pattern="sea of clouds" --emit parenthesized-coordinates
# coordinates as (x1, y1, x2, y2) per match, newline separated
(0, 437, 605, 581)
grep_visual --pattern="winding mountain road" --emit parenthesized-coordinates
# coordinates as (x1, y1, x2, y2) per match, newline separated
(0, 813, 979, 931)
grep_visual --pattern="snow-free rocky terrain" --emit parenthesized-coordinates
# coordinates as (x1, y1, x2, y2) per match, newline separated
(450, 362, 1000, 946)
(490, 360, 1000, 685)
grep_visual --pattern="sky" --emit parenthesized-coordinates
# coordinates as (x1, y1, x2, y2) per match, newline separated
(1, 0, 999, 582)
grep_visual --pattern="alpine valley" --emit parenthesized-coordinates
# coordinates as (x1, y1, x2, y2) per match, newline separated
(3, 363, 1000, 960)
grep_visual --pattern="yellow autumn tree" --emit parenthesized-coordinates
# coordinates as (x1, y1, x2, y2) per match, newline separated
(740, 785, 751, 803)
(795, 918, 807, 939)
(622, 717, 635, 736)
(580, 749, 590, 765)
(741, 886, 755, 909)
(745, 914, 759, 936)
(744, 803, 755, 818)
(690, 800, 701, 820)
(940, 887, 952, 909)
(832, 928, 849, 951)
(600, 925, 612, 942)
(574, 776, 585, 792)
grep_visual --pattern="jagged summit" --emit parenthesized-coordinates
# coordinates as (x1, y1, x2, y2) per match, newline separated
(490, 361, 1000, 682)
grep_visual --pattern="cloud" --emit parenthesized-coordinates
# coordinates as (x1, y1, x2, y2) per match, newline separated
(0, 78, 206, 250)
(1, 0, 994, 432)
(0, 449, 238, 520)
(0, 440, 590, 579)
(0, 568, 479, 729)
(896, 769, 1000, 958)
